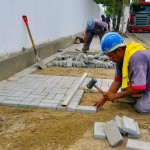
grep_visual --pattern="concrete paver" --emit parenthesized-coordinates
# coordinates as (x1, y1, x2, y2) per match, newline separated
(93, 122, 106, 139)
(126, 139, 150, 150)
(104, 120, 123, 147)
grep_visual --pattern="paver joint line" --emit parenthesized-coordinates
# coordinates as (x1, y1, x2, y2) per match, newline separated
(61, 72, 88, 106)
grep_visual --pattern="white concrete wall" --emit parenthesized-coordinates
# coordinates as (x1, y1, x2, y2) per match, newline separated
(0, 0, 101, 57)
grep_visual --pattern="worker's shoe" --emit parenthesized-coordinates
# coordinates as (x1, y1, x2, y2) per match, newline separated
(82, 49, 87, 53)
(82, 47, 89, 53)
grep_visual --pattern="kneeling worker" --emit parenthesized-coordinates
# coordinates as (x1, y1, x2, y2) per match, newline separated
(93, 32, 150, 114)
(82, 18, 108, 53)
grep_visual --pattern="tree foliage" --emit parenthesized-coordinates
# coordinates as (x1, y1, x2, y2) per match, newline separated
(94, 0, 143, 31)
(94, 0, 130, 31)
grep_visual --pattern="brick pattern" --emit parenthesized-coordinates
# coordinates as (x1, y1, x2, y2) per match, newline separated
(0, 39, 114, 113)
(0, 73, 113, 113)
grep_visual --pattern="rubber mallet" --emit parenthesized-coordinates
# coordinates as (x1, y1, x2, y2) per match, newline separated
(86, 78, 105, 94)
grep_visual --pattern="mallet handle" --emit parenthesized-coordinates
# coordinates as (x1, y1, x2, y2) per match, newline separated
(94, 84, 105, 94)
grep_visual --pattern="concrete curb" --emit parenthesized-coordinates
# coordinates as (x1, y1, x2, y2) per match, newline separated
(126, 33, 150, 49)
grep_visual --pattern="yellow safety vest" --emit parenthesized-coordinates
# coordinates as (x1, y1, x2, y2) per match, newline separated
(121, 42, 145, 94)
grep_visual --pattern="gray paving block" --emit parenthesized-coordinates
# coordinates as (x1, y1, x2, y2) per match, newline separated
(58, 61, 64, 67)
(76, 53, 84, 61)
(6, 96, 24, 101)
(28, 94, 46, 99)
(53, 94, 65, 101)
(57, 104, 67, 111)
(76, 62, 82, 68)
(41, 99, 60, 104)
(74, 90, 84, 96)
(63, 61, 67, 67)
(0, 91, 13, 97)
(11, 91, 24, 97)
(19, 88, 35, 92)
(126, 139, 150, 150)
(38, 102, 57, 110)
(95, 61, 100, 68)
(87, 55, 94, 61)
(76, 105, 97, 113)
(0, 96, 7, 104)
(19, 97, 34, 107)
(72, 61, 76, 67)
(114, 115, 127, 135)
(20, 91, 31, 98)
(67, 58, 73, 67)
(67, 101, 78, 112)
(32, 92, 48, 96)
(56, 100, 67, 111)
(71, 97, 82, 103)
(101, 80, 109, 87)
(80, 61, 87, 67)
(100, 86, 109, 91)
(93, 122, 106, 139)
(28, 99, 42, 107)
(122, 116, 137, 134)
(2, 100, 21, 107)
(47, 63, 53, 67)
(128, 122, 141, 138)
(104, 120, 123, 147)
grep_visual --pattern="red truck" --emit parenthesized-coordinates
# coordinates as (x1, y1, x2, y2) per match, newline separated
(127, 0, 150, 32)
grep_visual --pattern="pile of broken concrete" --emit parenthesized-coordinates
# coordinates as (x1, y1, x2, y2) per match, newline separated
(47, 53, 115, 69)
(93, 115, 150, 149)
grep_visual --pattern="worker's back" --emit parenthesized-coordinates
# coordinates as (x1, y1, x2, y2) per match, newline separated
(129, 50, 150, 89)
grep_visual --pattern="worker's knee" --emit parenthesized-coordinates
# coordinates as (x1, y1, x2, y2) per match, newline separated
(134, 103, 150, 114)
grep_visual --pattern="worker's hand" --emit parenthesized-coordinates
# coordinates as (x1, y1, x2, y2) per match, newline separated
(103, 92, 117, 102)
(93, 98, 107, 109)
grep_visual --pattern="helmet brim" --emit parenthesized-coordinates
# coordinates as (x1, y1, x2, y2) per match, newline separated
(100, 42, 125, 55)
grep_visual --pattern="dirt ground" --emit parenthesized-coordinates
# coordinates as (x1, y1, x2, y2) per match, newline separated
(0, 66, 150, 150)
(33, 66, 115, 79)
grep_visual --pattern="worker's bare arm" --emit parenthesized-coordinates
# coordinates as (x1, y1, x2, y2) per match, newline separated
(108, 80, 122, 93)
(104, 87, 142, 102)
(92, 80, 121, 109)
(82, 36, 88, 50)
(93, 97, 107, 109)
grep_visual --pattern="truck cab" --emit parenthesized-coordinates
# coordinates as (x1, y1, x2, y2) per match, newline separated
(127, 1, 150, 32)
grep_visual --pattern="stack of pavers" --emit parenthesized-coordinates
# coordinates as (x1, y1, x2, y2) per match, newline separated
(93, 115, 150, 149)
(47, 53, 115, 69)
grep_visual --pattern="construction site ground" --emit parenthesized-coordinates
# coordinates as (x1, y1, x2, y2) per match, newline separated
(0, 36, 150, 150)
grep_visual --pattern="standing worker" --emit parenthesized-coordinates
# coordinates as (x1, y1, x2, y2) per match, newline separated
(101, 14, 106, 22)
(106, 14, 110, 31)
(93, 32, 150, 114)
(82, 18, 108, 53)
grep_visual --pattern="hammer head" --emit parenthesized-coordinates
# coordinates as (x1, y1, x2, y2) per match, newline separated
(87, 78, 97, 89)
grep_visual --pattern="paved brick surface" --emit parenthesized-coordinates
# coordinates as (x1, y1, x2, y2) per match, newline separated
(0, 38, 115, 112)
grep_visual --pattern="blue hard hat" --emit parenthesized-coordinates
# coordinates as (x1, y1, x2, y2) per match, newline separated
(100, 32, 124, 54)
(87, 18, 95, 30)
